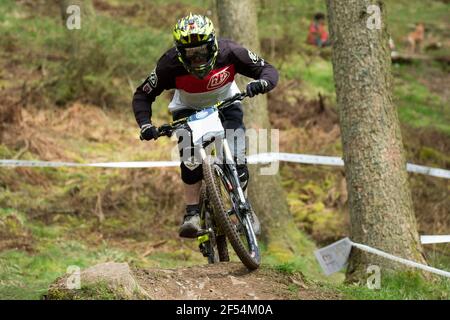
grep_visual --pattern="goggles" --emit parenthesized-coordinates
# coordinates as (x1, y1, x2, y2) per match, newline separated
(183, 44, 210, 67)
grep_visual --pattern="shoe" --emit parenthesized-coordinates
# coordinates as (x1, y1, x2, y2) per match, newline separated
(179, 210, 201, 238)
(249, 211, 261, 236)
(236, 164, 249, 191)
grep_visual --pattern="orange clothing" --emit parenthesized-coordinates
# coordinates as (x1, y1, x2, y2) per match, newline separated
(307, 22, 329, 45)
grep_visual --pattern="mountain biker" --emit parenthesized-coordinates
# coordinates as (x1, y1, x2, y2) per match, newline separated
(132, 14, 278, 238)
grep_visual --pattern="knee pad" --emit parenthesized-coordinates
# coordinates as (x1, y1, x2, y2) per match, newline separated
(180, 162, 203, 185)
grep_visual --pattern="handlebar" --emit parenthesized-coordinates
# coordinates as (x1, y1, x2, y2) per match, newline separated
(155, 91, 248, 138)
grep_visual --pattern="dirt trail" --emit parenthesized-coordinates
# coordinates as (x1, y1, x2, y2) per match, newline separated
(134, 262, 339, 300)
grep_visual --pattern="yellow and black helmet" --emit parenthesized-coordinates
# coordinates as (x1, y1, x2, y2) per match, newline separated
(173, 14, 218, 79)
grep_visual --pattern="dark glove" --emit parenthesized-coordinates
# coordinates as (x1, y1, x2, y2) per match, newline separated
(139, 124, 159, 141)
(246, 79, 268, 97)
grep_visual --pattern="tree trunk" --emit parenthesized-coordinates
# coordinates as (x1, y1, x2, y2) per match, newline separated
(216, 0, 303, 259)
(325, 0, 427, 282)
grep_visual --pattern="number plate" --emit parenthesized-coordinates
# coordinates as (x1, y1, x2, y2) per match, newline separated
(187, 107, 224, 145)
(314, 237, 352, 275)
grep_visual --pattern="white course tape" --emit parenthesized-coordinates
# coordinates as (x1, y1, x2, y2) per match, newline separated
(0, 160, 84, 168)
(0, 152, 449, 179)
(421, 235, 450, 245)
(0, 159, 180, 168)
(88, 161, 180, 168)
(248, 153, 449, 179)
(315, 237, 450, 277)
(351, 241, 450, 278)
(406, 164, 450, 179)
(247, 152, 345, 166)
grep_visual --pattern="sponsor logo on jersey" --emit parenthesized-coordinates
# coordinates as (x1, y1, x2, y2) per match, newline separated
(207, 66, 231, 90)
(143, 83, 152, 94)
(143, 68, 158, 94)
(149, 69, 158, 87)
(175, 65, 235, 94)
(248, 50, 260, 64)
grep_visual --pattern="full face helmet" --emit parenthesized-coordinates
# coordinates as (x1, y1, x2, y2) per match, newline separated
(173, 14, 219, 79)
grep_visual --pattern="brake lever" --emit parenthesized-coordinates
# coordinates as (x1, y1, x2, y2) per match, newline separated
(158, 124, 174, 138)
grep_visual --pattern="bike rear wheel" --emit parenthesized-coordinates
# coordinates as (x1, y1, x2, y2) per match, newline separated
(202, 156, 260, 270)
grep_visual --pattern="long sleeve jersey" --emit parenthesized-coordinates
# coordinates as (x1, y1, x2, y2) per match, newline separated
(132, 38, 279, 128)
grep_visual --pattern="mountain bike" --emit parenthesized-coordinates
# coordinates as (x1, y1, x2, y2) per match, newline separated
(154, 92, 260, 270)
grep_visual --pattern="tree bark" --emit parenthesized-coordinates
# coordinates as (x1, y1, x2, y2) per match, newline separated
(325, 0, 427, 282)
(216, 0, 301, 257)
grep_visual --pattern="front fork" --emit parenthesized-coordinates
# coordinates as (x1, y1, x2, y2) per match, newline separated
(199, 139, 248, 210)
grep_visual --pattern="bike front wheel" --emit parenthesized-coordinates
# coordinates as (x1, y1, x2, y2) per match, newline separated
(199, 186, 229, 263)
(202, 156, 260, 270)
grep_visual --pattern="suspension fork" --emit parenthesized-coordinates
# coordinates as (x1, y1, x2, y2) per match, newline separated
(221, 139, 247, 206)
(199, 140, 247, 207)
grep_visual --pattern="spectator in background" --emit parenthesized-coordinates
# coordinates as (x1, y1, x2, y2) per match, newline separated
(306, 13, 330, 48)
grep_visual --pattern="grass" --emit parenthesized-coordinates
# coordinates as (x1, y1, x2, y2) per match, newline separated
(0, 210, 133, 300)
(262, 0, 449, 137)
(279, 55, 335, 97)
(261, 238, 345, 285)
(385, 0, 450, 56)
(0, 0, 171, 108)
(338, 272, 450, 300)
(0, 241, 96, 300)
(393, 64, 450, 135)
(263, 244, 450, 300)
(277, 51, 449, 139)
(47, 281, 124, 300)
(0, 207, 205, 300)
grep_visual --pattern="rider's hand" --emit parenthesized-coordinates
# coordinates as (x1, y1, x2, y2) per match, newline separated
(246, 79, 268, 98)
(139, 124, 159, 141)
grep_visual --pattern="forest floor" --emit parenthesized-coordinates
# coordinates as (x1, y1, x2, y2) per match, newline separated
(134, 263, 339, 300)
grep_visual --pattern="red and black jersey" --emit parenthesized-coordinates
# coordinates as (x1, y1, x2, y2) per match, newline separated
(132, 39, 279, 127)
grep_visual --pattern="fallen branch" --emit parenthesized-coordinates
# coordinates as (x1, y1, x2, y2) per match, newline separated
(13, 139, 30, 160)
(141, 240, 168, 257)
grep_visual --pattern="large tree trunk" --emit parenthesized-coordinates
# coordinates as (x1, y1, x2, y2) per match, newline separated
(326, 0, 426, 282)
(216, 0, 303, 258)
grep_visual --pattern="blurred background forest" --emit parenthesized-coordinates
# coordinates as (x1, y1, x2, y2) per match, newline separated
(0, 0, 448, 299)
